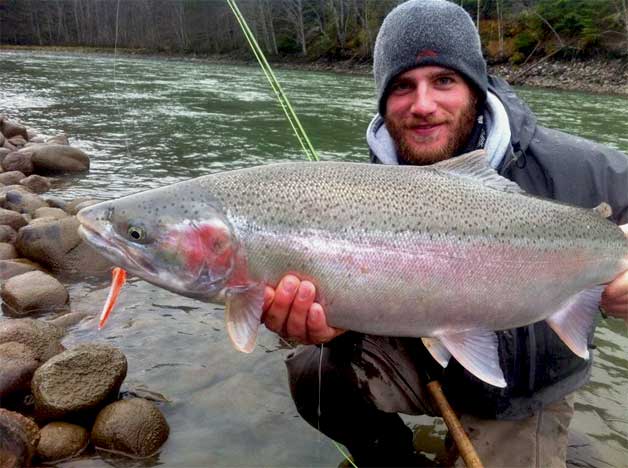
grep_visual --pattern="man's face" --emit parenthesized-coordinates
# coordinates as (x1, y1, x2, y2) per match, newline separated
(384, 66, 478, 165)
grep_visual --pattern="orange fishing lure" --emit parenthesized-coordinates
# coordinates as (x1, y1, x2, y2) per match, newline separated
(98, 267, 127, 329)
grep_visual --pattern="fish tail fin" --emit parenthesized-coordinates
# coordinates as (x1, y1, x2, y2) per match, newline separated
(225, 284, 265, 353)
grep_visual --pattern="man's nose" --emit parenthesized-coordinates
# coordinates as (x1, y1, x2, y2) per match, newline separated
(409, 84, 437, 115)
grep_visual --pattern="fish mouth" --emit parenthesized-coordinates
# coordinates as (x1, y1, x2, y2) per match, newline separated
(78, 223, 158, 277)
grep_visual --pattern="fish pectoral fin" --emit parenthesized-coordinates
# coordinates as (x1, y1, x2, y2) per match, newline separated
(439, 329, 507, 388)
(545, 286, 604, 360)
(431, 149, 524, 194)
(421, 337, 451, 368)
(225, 284, 265, 353)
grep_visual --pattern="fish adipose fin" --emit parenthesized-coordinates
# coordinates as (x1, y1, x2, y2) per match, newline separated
(439, 329, 507, 388)
(545, 286, 604, 359)
(592, 202, 612, 218)
(421, 337, 451, 368)
(225, 284, 265, 353)
(432, 149, 525, 194)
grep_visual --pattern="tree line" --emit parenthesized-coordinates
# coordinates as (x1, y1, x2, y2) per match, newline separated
(1, 1, 626, 63)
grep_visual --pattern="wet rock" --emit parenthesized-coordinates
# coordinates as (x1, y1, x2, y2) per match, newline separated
(45, 134, 69, 146)
(0, 225, 17, 244)
(0, 409, 40, 467)
(31, 343, 127, 420)
(33, 207, 67, 220)
(2, 151, 33, 175)
(0, 184, 31, 196)
(25, 129, 38, 141)
(43, 195, 67, 211)
(7, 136, 26, 149)
(0, 319, 64, 363)
(0, 171, 27, 185)
(0, 148, 11, 164)
(27, 136, 45, 144)
(28, 144, 90, 173)
(0, 259, 43, 281)
(36, 422, 88, 462)
(2, 190, 47, 215)
(1, 270, 69, 317)
(48, 311, 89, 330)
(92, 398, 169, 458)
(0, 132, 4, 147)
(2, 141, 16, 151)
(66, 198, 98, 215)
(0, 342, 39, 398)
(20, 175, 50, 194)
(16, 216, 111, 275)
(0, 242, 18, 260)
(0, 119, 28, 140)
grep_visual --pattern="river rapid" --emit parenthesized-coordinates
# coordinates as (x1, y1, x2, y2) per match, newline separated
(1, 50, 627, 467)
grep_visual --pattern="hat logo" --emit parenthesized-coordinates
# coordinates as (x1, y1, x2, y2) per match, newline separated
(416, 49, 438, 61)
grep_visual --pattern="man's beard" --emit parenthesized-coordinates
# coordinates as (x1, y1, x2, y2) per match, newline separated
(385, 98, 478, 166)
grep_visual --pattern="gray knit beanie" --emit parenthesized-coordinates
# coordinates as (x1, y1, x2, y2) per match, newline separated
(374, 0, 488, 116)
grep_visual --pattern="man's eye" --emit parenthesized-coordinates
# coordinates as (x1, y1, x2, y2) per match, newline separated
(436, 76, 454, 86)
(391, 82, 412, 93)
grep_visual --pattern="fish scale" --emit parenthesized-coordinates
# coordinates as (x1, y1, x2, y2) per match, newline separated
(77, 151, 628, 387)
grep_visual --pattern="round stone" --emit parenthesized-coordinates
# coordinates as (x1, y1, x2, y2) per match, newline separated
(36, 422, 88, 462)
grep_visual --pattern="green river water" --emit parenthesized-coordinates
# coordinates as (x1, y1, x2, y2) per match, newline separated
(0, 51, 627, 467)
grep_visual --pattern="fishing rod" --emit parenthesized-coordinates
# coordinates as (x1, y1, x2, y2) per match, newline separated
(224, 2, 483, 467)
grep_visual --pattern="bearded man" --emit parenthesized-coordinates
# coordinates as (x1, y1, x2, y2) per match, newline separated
(262, 1, 628, 466)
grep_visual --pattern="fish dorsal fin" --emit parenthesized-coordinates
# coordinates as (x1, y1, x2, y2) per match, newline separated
(545, 286, 603, 359)
(225, 283, 265, 353)
(421, 337, 451, 368)
(439, 329, 507, 388)
(592, 202, 612, 219)
(432, 150, 525, 194)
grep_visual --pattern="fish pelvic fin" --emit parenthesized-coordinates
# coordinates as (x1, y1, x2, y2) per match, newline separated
(225, 283, 265, 353)
(439, 329, 507, 388)
(421, 337, 451, 368)
(545, 286, 604, 360)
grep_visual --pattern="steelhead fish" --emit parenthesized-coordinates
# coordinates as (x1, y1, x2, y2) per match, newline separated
(77, 151, 628, 387)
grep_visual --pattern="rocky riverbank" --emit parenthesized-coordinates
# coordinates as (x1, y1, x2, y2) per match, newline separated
(0, 115, 170, 466)
(2, 46, 627, 96)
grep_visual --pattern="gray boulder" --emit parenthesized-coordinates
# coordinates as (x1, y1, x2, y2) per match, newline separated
(0, 147, 11, 164)
(3, 141, 16, 151)
(0, 119, 28, 140)
(0, 225, 17, 244)
(16, 216, 111, 275)
(2, 190, 47, 215)
(0, 342, 40, 398)
(0, 408, 40, 467)
(7, 136, 26, 149)
(27, 144, 90, 173)
(0, 318, 64, 363)
(0, 243, 18, 260)
(43, 195, 67, 211)
(31, 343, 127, 420)
(91, 398, 169, 458)
(0, 259, 43, 281)
(0, 208, 27, 230)
(36, 422, 89, 462)
(45, 134, 69, 146)
(20, 175, 51, 194)
(65, 198, 98, 215)
(1, 270, 69, 317)
(33, 207, 67, 220)
(0, 171, 27, 186)
(2, 151, 33, 175)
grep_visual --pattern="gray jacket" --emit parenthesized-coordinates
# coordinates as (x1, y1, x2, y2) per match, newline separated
(368, 76, 628, 419)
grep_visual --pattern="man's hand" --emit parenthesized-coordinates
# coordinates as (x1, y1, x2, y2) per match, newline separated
(601, 224, 628, 322)
(262, 274, 345, 345)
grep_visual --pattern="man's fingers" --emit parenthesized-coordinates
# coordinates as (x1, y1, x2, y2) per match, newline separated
(307, 303, 345, 344)
(263, 286, 275, 312)
(263, 275, 299, 333)
(602, 270, 628, 300)
(285, 281, 316, 342)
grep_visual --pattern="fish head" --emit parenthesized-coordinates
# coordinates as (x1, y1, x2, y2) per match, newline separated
(77, 189, 238, 301)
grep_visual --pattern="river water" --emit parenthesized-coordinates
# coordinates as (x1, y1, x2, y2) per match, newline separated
(1, 50, 627, 467)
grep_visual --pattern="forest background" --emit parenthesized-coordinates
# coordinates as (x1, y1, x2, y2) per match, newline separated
(1, 0, 627, 65)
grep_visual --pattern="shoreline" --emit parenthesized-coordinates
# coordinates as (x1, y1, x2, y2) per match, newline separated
(2, 45, 627, 96)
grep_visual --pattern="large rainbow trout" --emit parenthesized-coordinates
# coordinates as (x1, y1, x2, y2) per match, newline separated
(77, 151, 628, 387)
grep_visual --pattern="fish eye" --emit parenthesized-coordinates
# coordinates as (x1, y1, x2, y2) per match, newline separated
(127, 226, 146, 242)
